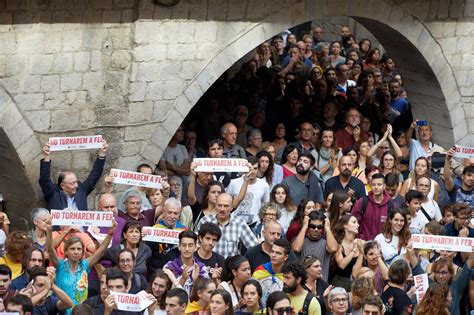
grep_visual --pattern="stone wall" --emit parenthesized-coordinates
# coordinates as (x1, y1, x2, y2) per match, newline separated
(0, 0, 472, 222)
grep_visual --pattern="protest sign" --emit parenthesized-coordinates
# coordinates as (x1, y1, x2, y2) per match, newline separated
(87, 226, 113, 247)
(49, 135, 103, 151)
(112, 291, 154, 312)
(411, 234, 473, 252)
(454, 145, 474, 159)
(109, 169, 162, 189)
(51, 210, 113, 227)
(193, 158, 249, 173)
(0, 312, 20, 315)
(142, 227, 180, 245)
(414, 273, 429, 303)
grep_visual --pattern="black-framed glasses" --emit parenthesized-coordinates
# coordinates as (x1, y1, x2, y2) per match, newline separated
(308, 224, 324, 230)
(275, 307, 293, 315)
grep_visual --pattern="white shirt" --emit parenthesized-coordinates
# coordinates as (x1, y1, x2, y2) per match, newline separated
(374, 234, 405, 263)
(227, 177, 270, 224)
(421, 198, 442, 222)
(409, 211, 430, 234)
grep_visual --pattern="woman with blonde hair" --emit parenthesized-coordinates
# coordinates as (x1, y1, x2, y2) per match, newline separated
(400, 156, 440, 201)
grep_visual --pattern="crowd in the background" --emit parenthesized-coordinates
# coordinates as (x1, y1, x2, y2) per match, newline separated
(0, 24, 473, 315)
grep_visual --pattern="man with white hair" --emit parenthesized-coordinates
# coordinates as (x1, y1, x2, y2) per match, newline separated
(146, 198, 187, 278)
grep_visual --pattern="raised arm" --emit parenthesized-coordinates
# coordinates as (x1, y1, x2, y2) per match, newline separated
(82, 140, 108, 194)
(46, 223, 59, 268)
(87, 221, 116, 267)
(367, 132, 388, 157)
(406, 120, 417, 146)
(292, 216, 309, 253)
(38, 142, 55, 198)
(324, 218, 338, 254)
(232, 167, 251, 209)
(386, 124, 402, 158)
(47, 267, 74, 310)
(444, 147, 456, 192)
(351, 240, 366, 279)
(187, 162, 198, 206)
(335, 241, 359, 269)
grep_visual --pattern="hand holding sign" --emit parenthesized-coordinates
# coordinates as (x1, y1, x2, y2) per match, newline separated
(42, 142, 51, 162)
(98, 139, 108, 158)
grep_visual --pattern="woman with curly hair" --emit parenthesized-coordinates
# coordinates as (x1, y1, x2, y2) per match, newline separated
(327, 190, 352, 232)
(415, 283, 451, 315)
(374, 208, 411, 265)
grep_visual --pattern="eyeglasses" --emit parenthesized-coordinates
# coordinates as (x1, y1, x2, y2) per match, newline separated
(456, 216, 470, 222)
(263, 212, 277, 217)
(275, 307, 293, 315)
(119, 258, 133, 264)
(331, 298, 348, 304)
(308, 224, 324, 230)
(379, 146, 390, 150)
(435, 271, 450, 276)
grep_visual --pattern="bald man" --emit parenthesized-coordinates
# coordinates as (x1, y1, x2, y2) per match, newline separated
(96, 194, 126, 246)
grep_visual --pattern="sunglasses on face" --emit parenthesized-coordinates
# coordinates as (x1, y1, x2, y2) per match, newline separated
(275, 307, 293, 315)
(309, 224, 324, 230)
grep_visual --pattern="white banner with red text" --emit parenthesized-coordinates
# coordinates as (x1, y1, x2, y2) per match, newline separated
(111, 290, 154, 312)
(411, 234, 473, 252)
(49, 135, 103, 151)
(142, 226, 180, 245)
(193, 158, 249, 172)
(51, 210, 114, 227)
(454, 145, 474, 159)
(109, 168, 163, 189)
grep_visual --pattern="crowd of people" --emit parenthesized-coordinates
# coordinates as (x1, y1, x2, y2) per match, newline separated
(0, 24, 473, 315)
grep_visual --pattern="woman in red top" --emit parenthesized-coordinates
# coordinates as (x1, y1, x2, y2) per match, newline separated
(285, 198, 318, 242)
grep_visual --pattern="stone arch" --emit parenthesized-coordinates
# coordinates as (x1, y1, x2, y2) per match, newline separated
(0, 85, 43, 225)
(143, 0, 465, 159)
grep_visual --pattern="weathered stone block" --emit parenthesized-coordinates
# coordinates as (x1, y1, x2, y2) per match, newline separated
(142, 143, 162, 164)
(43, 32, 62, 53)
(108, 27, 132, 50)
(194, 21, 218, 43)
(16, 32, 44, 53)
(74, 51, 91, 71)
(14, 93, 44, 111)
(41, 75, 60, 92)
(124, 125, 152, 141)
(456, 36, 473, 53)
(121, 140, 142, 157)
(62, 30, 83, 51)
(52, 53, 74, 74)
(22, 75, 41, 93)
(145, 81, 164, 101)
(128, 100, 153, 123)
(157, 21, 179, 43)
(79, 107, 97, 128)
(51, 108, 80, 130)
(110, 50, 131, 69)
(167, 44, 197, 61)
(136, 62, 160, 82)
(24, 110, 50, 132)
(82, 71, 104, 99)
(134, 21, 160, 44)
(129, 82, 147, 102)
(65, 91, 87, 107)
(44, 92, 65, 109)
(134, 44, 167, 62)
(6, 55, 27, 76)
(456, 21, 473, 36)
(189, 0, 207, 20)
(83, 28, 108, 49)
(60, 73, 82, 91)
(163, 80, 186, 100)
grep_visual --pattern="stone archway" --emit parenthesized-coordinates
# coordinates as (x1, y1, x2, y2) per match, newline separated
(0, 85, 43, 224)
(142, 0, 466, 161)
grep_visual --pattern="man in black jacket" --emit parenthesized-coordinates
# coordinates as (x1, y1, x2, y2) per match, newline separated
(38, 139, 108, 211)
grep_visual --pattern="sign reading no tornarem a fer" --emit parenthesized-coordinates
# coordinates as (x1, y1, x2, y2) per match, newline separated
(142, 227, 180, 244)
(454, 145, 474, 159)
(51, 210, 114, 227)
(49, 135, 103, 151)
(111, 290, 154, 312)
(109, 168, 163, 189)
(194, 158, 249, 172)
(411, 234, 473, 252)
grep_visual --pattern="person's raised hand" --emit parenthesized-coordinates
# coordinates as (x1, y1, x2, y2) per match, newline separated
(459, 227, 469, 238)
(98, 139, 108, 158)
(303, 215, 310, 229)
(42, 142, 51, 161)
(46, 266, 57, 283)
(190, 161, 197, 177)
(386, 123, 393, 136)
(104, 175, 114, 188)
(104, 294, 116, 311)
(108, 220, 117, 236)
(410, 120, 418, 129)
(212, 264, 222, 281)
(191, 263, 200, 282)
(446, 146, 456, 161)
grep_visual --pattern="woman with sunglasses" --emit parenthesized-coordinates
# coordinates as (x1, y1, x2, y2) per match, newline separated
(266, 291, 292, 315)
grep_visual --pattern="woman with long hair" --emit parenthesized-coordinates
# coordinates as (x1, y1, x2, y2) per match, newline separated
(379, 151, 403, 192)
(261, 142, 283, 186)
(332, 214, 362, 292)
(285, 199, 318, 242)
(415, 283, 451, 315)
(280, 144, 299, 178)
(103, 221, 152, 277)
(236, 279, 264, 314)
(210, 289, 235, 315)
(395, 130, 410, 177)
(186, 278, 216, 314)
(358, 39, 372, 59)
(219, 255, 251, 310)
(304, 256, 329, 315)
(145, 269, 172, 314)
(400, 156, 440, 201)
(270, 184, 296, 232)
(329, 41, 346, 67)
(351, 241, 389, 294)
(428, 251, 474, 315)
(363, 48, 381, 70)
(188, 178, 225, 228)
(312, 129, 341, 184)
(327, 190, 352, 232)
(374, 208, 411, 265)
(256, 150, 275, 187)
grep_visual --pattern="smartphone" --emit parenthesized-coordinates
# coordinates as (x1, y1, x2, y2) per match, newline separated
(416, 120, 428, 126)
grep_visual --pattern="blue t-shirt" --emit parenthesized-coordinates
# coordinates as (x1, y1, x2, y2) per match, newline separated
(448, 183, 473, 208)
(33, 295, 59, 315)
(390, 97, 409, 114)
(56, 259, 90, 308)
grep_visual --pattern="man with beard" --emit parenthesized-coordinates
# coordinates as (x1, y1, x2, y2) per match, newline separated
(352, 173, 392, 241)
(324, 155, 366, 200)
(281, 261, 321, 315)
(291, 211, 338, 281)
(281, 153, 324, 206)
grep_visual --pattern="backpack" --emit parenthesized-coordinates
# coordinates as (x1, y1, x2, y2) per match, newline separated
(360, 196, 393, 217)
(298, 292, 315, 315)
